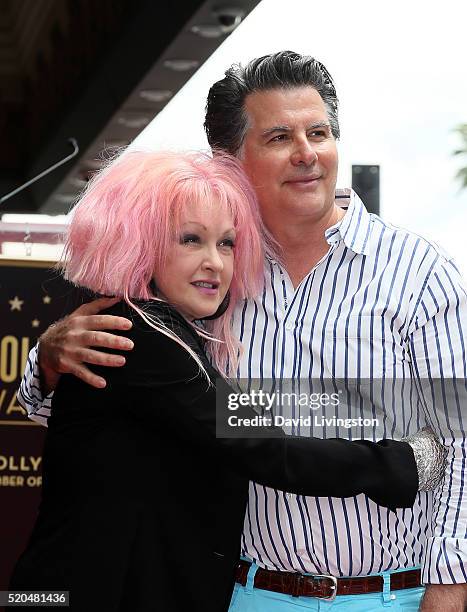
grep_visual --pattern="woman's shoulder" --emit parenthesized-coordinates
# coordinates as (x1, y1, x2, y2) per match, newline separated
(102, 299, 209, 376)
(104, 299, 191, 334)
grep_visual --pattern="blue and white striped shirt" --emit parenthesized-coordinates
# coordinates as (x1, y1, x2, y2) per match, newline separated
(19, 189, 467, 583)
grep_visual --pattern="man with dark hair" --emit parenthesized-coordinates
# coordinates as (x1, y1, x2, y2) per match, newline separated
(204, 52, 340, 153)
(19, 51, 467, 611)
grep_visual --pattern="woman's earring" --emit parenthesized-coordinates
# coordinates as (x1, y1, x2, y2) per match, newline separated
(149, 279, 158, 296)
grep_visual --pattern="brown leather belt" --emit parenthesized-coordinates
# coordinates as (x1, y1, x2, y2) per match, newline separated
(235, 560, 422, 601)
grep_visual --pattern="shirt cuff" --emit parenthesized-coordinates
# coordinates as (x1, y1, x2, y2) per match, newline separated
(16, 343, 54, 418)
(422, 536, 467, 583)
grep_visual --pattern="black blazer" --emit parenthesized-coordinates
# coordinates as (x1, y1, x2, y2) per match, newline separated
(10, 301, 417, 612)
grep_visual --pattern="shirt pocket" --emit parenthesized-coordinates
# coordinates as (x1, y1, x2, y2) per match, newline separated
(324, 314, 400, 384)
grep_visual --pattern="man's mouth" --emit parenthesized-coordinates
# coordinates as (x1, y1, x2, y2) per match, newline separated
(285, 175, 321, 184)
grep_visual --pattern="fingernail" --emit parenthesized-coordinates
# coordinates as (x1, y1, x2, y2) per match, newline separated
(116, 356, 126, 365)
(122, 339, 134, 349)
(97, 378, 106, 388)
(122, 320, 132, 329)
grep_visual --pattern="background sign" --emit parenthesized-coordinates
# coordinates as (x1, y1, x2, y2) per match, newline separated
(0, 259, 81, 597)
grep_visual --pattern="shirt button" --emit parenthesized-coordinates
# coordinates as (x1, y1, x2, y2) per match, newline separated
(284, 323, 294, 331)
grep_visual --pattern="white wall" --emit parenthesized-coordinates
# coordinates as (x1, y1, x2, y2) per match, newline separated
(132, 0, 467, 273)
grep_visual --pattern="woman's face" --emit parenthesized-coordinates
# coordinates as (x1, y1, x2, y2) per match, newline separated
(154, 202, 235, 321)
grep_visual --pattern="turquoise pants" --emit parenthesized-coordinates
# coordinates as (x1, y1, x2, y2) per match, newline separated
(229, 562, 424, 611)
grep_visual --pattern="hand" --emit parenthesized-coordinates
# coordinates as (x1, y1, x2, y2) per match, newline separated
(420, 584, 467, 611)
(38, 297, 134, 392)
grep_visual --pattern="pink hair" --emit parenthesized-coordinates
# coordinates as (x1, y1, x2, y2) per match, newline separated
(64, 149, 271, 375)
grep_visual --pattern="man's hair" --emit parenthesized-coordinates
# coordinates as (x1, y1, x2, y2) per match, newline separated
(204, 50, 340, 155)
(63, 149, 268, 375)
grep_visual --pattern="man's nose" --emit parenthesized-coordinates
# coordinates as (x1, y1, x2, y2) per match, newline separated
(290, 138, 318, 166)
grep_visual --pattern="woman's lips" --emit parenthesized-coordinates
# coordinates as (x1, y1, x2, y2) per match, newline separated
(191, 281, 219, 296)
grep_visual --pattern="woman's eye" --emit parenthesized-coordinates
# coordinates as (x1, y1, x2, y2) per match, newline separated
(181, 234, 200, 245)
(219, 238, 235, 249)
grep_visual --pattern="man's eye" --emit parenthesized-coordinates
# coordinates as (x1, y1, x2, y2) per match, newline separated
(310, 130, 327, 138)
(270, 134, 288, 143)
(181, 234, 200, 244)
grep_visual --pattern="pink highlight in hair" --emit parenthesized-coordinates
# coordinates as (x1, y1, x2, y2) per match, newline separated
(64, 149, 271, 375)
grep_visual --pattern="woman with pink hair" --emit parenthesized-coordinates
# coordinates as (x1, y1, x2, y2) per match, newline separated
(10, 150, 437, 611)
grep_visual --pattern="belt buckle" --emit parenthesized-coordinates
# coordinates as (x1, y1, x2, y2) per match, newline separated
(308, 574, 338, 601)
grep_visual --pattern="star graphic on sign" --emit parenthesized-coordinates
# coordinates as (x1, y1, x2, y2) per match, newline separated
(43, 295, 52, 304)
(9, 296, 24, 311)
(31, 319, 40, 328)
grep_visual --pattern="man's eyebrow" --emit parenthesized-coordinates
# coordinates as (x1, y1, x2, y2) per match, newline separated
(260, 125, 291, 137)
(307, 121, 331, 130)
(260, 121, 331, 137)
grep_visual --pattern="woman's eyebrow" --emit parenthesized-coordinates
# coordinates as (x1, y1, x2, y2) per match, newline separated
(181, 221, 207, 230)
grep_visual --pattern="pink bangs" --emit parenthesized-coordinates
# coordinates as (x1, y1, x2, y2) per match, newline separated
(63, 149, 271, 375)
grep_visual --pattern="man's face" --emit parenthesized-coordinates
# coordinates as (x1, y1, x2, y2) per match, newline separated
(239, 86, 338, 230)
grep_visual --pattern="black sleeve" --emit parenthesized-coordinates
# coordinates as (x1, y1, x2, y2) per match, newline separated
(107, 306, 418, 511)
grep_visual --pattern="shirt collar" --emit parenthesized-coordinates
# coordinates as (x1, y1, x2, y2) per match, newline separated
(325, 188, 373, 256)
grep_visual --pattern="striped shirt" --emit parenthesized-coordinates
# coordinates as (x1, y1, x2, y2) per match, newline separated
(18, 189, 467, 583)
